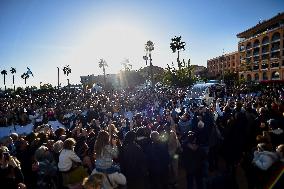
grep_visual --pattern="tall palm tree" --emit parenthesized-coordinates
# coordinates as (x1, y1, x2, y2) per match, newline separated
(21, 72, 29, 85)
(121, 58, 132, 71)
(99, 59, 108, 88)
(145, 40, 154, 87)
(10, 67, 16, 90)
(63, 65, 71, 76)
(1, 69, 7, 90)
(63, 65, 71, 87)
(170, 36, 186, 69)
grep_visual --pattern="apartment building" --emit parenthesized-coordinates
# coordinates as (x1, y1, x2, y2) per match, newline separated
(237, 12, 284, 81)
(207, 51, 240, 78)
(207, 12, 284, 82)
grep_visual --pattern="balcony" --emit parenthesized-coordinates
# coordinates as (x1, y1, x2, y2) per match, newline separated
(261, 64, 269, 70)
(271, 62, 279, 69)
(262, 42, 269, 46)
(261, 54, 269, 60)
(271, 38, 280, 43)
(262, 50, 269, 54)
(271, 48, 280, 53)
(253, 52, 260, 57)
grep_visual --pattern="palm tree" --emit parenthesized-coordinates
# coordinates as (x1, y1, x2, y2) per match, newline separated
(98, 59, 108, 88)
(63, 65, 71, 76)
(21, 72, 29, 85)
(63, 65, 71, 86)
(1, 69, 7, 90)
(170, 36, 186, 69)
(121, 58, 132, 71)
(145, 40, 154, 87)
(10, 67, 16, 90)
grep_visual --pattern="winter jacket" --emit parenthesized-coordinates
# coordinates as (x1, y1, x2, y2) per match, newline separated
(58, 149, 81, 172)
(95, 145, 118, 170)
(252, 150, 278, 170)
(91, 169, 127, 189)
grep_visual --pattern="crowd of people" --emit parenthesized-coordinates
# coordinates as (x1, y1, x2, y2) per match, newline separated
(0, 83, 283, 189)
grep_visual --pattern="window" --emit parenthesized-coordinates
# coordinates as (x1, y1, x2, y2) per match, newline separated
(262, 36, 269, 45)
(246, 42, 252, 50)
(253, 39, 260, 47)
(271, 32, 280, 42)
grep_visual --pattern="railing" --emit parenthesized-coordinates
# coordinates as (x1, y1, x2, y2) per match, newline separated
(262, 42, 270, 46)
(271, 38, 280, 43)
(271, 48, 280, 52)
(261, 64, 269, 69)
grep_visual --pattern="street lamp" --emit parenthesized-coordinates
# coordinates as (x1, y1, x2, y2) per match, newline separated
(57, 67, 60, 89)
(221, 49, 225, 84)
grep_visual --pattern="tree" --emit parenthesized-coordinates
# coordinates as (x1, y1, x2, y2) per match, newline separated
(99, 59, 108, 88)
(170, 36, 186, 69)
(121, 58, 132, 71)
(21, 72, 29, 85)
(163, 59, 195, 87)
(120, 58, 133, 88)
(10, 67, 16, 90)
(63, 65, 71, 86)
(163, 36, 195, 87)
(144, 40, 154, 87)
(1, 69, 7, 89)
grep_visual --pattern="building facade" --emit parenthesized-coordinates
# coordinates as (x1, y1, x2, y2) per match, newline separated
(207, 51, 240, 78)
(237, 12, 284, 81)
(207, 12, 284, 82)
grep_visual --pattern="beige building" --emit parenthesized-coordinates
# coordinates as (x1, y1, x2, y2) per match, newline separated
(207, 12, 284, 82)
(237, 12, 284, 81)
(207, 51, 240, 78)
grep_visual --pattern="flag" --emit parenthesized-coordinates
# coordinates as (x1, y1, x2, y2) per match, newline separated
(27, 67, 34, 77)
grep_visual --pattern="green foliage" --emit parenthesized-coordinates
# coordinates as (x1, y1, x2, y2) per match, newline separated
(163, 35, 195, 87)
(163, 59, 195, 87)
(223, 72, 239, 86)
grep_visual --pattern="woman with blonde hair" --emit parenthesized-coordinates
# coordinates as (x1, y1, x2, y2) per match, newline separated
(94, 130, 119, 173)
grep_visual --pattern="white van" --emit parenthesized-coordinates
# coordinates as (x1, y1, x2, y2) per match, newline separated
(188, 83, 225, 105)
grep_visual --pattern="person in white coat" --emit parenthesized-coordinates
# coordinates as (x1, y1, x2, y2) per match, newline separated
(89, 169, 127, 189)
(252, 143, 278, 171)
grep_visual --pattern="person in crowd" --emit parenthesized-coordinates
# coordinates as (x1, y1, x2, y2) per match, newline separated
(34, 145, 58, 189)
(251, 142, 279, 188)
(0, 146, 24, 189)
(58, 138, 88, 187)
(94, 130, 119, 173)
(120, 131, 148, 189)
(182, 131, 206, 189)
(147, 131, 170, 189)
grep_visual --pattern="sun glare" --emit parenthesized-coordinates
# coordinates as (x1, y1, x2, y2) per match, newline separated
(68, 20, 150, 77)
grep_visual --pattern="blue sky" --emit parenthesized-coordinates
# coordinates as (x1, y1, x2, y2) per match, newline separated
(0, 0, 283, 88)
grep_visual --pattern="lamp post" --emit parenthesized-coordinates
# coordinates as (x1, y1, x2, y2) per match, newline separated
(222, 49, 225, 84)
(57, 67, 60, 89)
